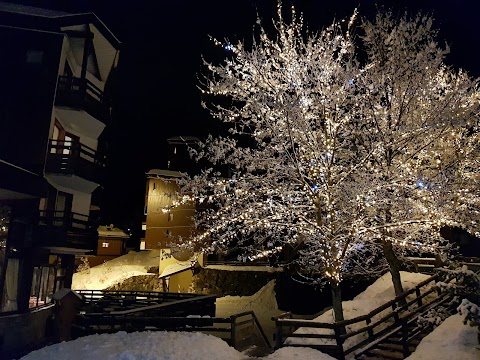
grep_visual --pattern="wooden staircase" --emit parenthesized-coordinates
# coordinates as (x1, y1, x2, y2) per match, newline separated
(274, 272, 455, 360)
(354, 294, 453, 359)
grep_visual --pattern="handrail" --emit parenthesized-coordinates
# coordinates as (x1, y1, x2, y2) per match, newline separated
(50, 140, 97, 156)
(231, 311, 271, 348)
(274, 272, 452, 359)
(38, 210, 97, 231)
(57, 75, 106, 103)
(48, 139, 103, 165)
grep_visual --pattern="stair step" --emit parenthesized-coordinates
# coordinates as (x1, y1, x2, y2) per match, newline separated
(368, 349, 405, 360)
(377, 343, 416, 353)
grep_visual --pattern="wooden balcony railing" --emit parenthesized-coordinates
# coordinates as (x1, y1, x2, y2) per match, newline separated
(55, 76, 110, 124)
(36, 210, 98, 251)
(38, 210, 96, 232)
(45, 140, 105, 184)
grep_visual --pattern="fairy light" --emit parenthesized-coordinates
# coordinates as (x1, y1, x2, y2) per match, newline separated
(165, 4, 480, 294)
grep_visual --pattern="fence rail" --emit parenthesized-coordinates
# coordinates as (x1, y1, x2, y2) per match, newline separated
(273, 272, 453, 360)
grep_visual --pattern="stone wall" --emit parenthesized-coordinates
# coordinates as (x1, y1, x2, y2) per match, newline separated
(106, 274, 164, 292)
(106, 267, 281, 297)
(192, 268, 280, 296)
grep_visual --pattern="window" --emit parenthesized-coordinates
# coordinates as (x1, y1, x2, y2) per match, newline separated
(168, 212, 173, 222)
(166, 229, 171, 238)
(29, 256, 65, 309)
(144, 205, 148, 215)
(102, 242, 109, 248)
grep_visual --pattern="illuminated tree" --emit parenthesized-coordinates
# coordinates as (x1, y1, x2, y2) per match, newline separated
(357, 12, 479, 296)
(170, 5, 479, 322)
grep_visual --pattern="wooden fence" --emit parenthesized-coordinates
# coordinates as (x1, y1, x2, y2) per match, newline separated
(273, 273, 453, 360)
(74, 310, 270, 351)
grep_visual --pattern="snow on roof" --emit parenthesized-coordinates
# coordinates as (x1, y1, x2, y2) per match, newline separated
(146, 169, 182, 178)
(52, 288, 82, 301)
(159, 261, 194, 279)
(97, 225, 129, 239)
(167, 136, 201, 144)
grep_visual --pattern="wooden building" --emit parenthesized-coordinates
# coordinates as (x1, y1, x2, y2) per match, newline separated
(88, 225, 129, 267)
(0, 3, 120, 356)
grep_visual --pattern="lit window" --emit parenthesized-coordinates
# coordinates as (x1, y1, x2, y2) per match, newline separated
(168, 213, 173, 222)
(102, 242, 109, 248)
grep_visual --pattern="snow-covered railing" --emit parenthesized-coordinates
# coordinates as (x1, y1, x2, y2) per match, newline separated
(273, 273, 453, 360)
(76, 289, 202, 304)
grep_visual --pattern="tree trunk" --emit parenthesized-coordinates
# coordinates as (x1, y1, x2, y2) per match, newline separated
(331, 280, 346, 334)
(383, 240, 406, 304)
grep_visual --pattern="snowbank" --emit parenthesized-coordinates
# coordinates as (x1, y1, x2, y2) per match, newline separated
(405, 314, 480, 360)
(263, 346, 336, 360)
(72, 250, 160, 290)
(216, 280, 283, 346)
(20, 331, 338, 360)
(286, 271, 430, 348)
(20, 331, 244, 360)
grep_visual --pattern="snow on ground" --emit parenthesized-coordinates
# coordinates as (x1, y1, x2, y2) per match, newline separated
(20, 331, 334, 360)
(407, 314, 480, 360)
(216, 280, 284, 346)
(72, 251, 160, 290)
(262, 346, 336, 360)
(22, 271, 479, 360)
(405, 314, 480, 360)
(286, 271, 431, 349)
(20, 331, 245, 360)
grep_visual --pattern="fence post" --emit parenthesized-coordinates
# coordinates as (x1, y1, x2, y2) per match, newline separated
(333, 324, 346, 360)
(275, 319, 283, 349)
(401, 319, 411, 357)
(230, 315, 237, 349)
(415, 287, 423, 307)
(366, 317, 374, 339)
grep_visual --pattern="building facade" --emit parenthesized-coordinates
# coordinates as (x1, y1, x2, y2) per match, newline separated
(140, 137, 201, 292)
(89, 225, 129, 267)
(0, 3, 119, 355)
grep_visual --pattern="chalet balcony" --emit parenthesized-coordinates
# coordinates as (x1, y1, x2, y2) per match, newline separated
(45, 140, 105, 188)
(55, 76, 110, 125)
(36, 210, 98, 252)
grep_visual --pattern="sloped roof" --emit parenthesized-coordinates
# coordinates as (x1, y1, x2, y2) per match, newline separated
(0, 2, 121, 49)
(146, 169, 183, 179)
(98, 225, 130, 238)
(167, 136, 201, 145)
(0, 2, 70, 17)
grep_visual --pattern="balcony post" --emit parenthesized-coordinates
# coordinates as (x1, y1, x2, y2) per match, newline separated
(80, 27, 93, 81)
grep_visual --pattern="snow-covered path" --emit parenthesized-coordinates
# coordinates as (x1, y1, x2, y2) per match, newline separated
(20, 270, 480, 360)
(72, 251, 160, 290)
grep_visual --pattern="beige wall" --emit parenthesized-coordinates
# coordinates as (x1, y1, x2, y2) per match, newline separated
(144, 177, 195, 250)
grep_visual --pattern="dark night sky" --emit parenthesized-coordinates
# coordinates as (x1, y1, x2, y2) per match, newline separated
(6, 0, 480, 236)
